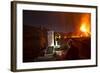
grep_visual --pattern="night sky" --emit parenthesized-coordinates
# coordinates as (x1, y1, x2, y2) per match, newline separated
(23, 10, 91, 33)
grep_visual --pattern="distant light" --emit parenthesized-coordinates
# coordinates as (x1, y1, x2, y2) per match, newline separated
(59, 35, 61, 39)
(64, 36, 67, 39)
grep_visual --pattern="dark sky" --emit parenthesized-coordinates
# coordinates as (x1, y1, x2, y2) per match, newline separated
(23, 10, 90, 33)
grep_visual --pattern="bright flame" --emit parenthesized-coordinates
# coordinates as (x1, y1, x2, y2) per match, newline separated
(80, 24, 87, 32)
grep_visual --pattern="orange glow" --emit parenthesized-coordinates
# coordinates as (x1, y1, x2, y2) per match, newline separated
(80, 24, 87, 32)
(80, 23, 91, 37)
(80, 14, 91, 34)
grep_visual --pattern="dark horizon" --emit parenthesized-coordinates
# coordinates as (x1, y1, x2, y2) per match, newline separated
(23, 10, 91, 33)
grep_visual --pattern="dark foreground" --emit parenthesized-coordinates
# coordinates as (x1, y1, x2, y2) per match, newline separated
(23, 35, 91, 62)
